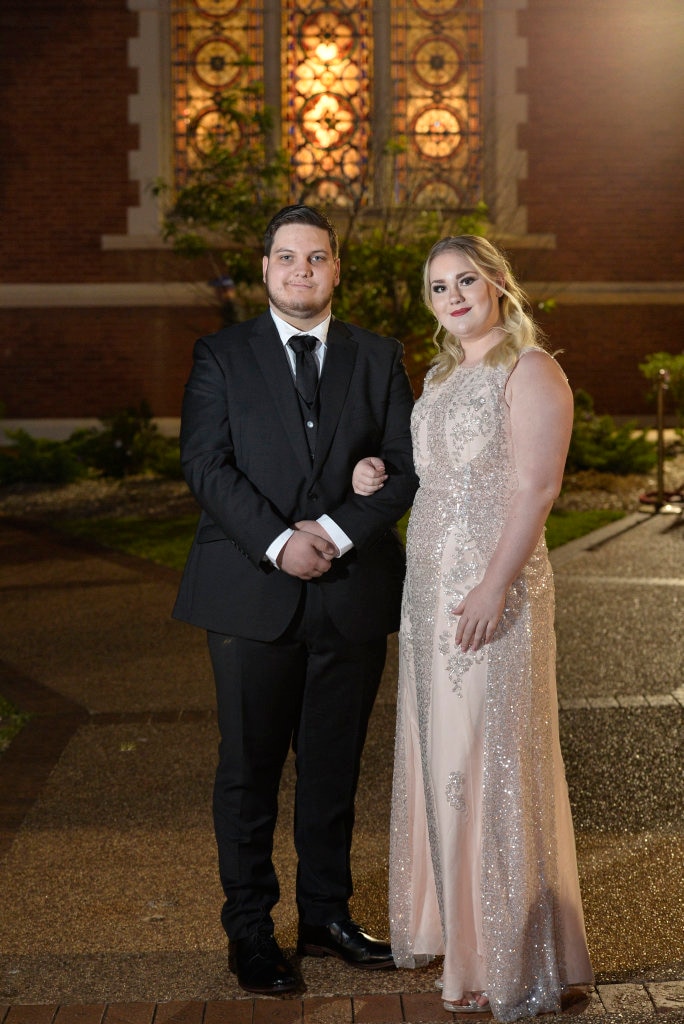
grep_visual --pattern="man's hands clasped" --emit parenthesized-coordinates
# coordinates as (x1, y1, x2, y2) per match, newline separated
(277, 520, 339, 580)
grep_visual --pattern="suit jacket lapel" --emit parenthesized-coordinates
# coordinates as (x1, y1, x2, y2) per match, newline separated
(248, 313, 314, 478)
(313, 317, 357, 473)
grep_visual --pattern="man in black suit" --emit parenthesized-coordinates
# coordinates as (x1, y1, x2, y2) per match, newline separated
(173, 205, 417, 995)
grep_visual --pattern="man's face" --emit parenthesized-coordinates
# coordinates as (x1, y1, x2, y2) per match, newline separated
(263, 224, 340, 329)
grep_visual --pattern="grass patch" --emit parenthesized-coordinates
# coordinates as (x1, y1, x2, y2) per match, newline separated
(0, 508, 626, 756)
(545, 508, 625, 549)
(58, 507, 627, 571)
(399, 507, 624, 551)
(0, 694, 31, 754)
(60, 514, 200, 570)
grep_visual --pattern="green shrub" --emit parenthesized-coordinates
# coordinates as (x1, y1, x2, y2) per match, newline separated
(639, 351, 684, 431)
(0, 403, 183, 485)
(67, 401, 181, 479)
(566, 389, 657, 475)
(153, 87, 491, 380)
(0, 429, 87, 485)
(0, 693, 31, 754)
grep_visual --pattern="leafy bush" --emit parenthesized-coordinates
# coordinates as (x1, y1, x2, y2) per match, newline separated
(333, 205, 489, 380)
(153, 88, 491, 381)
(153, 86, 288, 301)
(0, 693, 31, 754)
(68, 401, 181, 479)
(565, 389, 657, 475)
(0, 429, 87, 485)
(0, 402, 182, 485)
(147, 438, 183, 480)
(639, 351, 684, 431)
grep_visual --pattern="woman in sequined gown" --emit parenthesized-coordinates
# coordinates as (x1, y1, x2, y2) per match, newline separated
(353, 237, 593, 1021)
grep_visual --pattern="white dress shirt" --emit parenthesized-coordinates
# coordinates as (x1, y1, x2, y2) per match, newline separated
(264, 310, 354, 567)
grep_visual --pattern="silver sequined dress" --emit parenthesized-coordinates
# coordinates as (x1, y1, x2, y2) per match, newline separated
(389, 356, 593, 1022)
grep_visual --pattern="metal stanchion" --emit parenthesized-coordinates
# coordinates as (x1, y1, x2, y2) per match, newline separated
(656, 368, 668, 510)
(642, 367, 682, 514)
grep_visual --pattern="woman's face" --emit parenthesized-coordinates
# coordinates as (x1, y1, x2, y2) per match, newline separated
(428, 250, 503, 344)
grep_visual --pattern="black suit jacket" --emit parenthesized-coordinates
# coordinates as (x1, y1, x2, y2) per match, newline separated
(173, 311, 418, 642)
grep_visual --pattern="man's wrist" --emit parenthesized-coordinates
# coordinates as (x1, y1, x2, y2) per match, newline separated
(265, 527, 294, 568)
(317, 514, 353, 556)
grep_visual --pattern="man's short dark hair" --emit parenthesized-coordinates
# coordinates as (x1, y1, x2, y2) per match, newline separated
(264, 205, 339, 259)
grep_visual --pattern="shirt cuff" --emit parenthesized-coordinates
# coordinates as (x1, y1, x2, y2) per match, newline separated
(265, 527, 294, 568)
(318, 514, 354, 557)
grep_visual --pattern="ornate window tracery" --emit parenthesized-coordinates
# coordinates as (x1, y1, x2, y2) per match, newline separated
(284, 2, 372, 207)
(391, 1, 483, 207)
(171, 1, 263, 182)
(171, 0, 482, 209)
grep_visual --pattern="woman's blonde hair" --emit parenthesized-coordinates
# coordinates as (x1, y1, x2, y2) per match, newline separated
(423, 235, 545, 383)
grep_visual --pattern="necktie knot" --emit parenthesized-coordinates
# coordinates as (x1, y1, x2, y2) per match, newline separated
(288, 334, 317, 356)
(288, 335, 319, 405)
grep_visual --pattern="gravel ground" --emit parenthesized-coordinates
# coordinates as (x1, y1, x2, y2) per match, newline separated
(0, 475, 199, 522)
(0, 451, 683, 522)
(554, 455, 684, 512)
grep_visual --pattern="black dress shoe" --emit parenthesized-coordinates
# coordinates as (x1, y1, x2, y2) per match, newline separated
(230, 927, 297, 995)
(297, 918, 396, 969)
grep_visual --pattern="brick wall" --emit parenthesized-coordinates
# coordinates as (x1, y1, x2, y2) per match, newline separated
(543, 305, 682, 416)
(0, 306, 219, 419)
(0, 0, 137, 282)
(519, 0, 684, 281)
(0, 0, 682, 423)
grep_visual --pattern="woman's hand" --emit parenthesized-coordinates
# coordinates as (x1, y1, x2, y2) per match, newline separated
(453, 581, 507, 652)
(451, 351, 574, 654)
(352, 456, 387, 495)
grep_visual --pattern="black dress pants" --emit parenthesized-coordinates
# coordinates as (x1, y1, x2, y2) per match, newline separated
(207, 582, 387, 940)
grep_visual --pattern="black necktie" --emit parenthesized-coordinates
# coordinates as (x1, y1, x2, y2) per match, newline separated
(288, 334, 319, 406)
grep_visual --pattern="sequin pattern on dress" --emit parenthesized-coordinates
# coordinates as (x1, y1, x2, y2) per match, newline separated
(389, 357, 593, 1019)
(446, 771, 467, 812)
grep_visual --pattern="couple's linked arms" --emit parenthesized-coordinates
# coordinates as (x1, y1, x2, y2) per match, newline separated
(351, 352, 574, 656)
(281, 456, 390, 583)
(278, 452, 396, 579)
(181, 336, 416, 581)
(352, 456, 388, 496)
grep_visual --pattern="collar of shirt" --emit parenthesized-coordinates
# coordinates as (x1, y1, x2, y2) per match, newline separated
(269, 310, 331, 373)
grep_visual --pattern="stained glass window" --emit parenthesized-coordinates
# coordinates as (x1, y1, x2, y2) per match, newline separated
(283, 1, 372, 208)
(391, 0, 483, 207)
(171, 1, 482, 209)
(171, 1, 264, 184)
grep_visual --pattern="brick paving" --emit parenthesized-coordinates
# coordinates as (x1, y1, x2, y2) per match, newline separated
(2, 982, 684, 1023)
(1, 514, 683, 1024)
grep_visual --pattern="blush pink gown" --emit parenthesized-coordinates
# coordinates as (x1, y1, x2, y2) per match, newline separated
(389, 356, 593, 1022)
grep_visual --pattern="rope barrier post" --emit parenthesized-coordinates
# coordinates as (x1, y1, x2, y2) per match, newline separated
(655, 367, 667, 511)
(639, 366, 682, 514)
(653, 367, 682, 515)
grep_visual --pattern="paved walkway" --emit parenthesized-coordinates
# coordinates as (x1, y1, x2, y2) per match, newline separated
(0, 509, 682, 1023)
